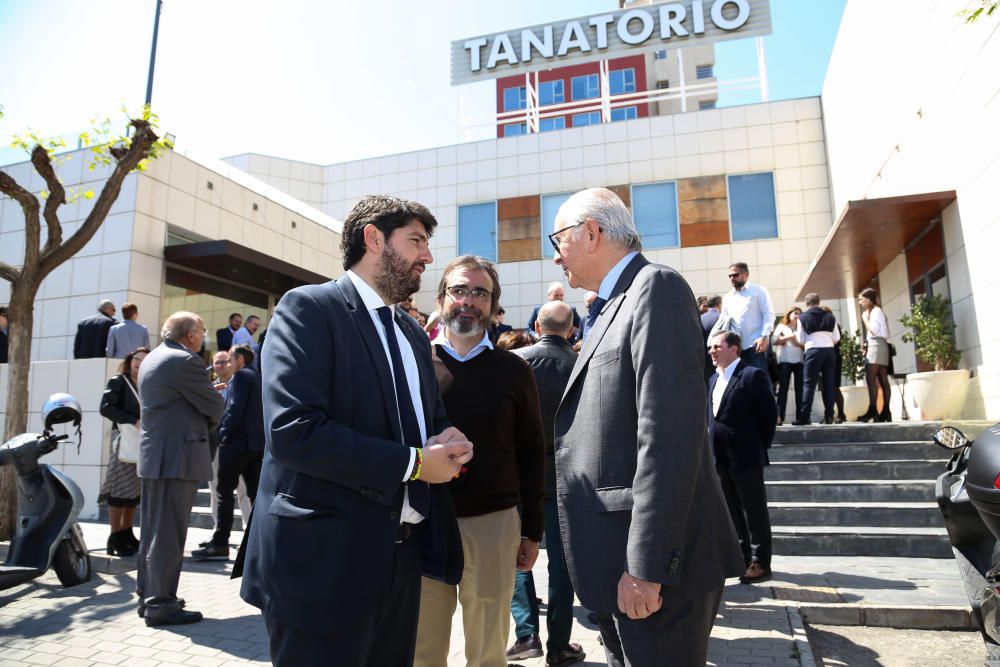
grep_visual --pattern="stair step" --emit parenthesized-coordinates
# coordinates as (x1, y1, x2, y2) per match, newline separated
(188, 505, 244, 531)
(769, 441, 951, 462)
(767, 502, 942, 527)
(772, 525, 951, 558)
(772, 422, 941, 445)
(765, 459, 944, 481)
(765, 479, 934, 502)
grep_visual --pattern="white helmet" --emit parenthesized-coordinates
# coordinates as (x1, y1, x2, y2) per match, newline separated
(41, 393, 82, 432)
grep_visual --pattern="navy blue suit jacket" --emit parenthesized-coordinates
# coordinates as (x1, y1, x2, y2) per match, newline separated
(239, 275, 462, 635)
(74, 312, 116, 359)
(708, 362, 777, 469)
(218, 367, 265, 453)
(216, 327, 234, 353)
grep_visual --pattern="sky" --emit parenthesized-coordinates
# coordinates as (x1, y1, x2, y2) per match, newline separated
(0, 0, 847, 167)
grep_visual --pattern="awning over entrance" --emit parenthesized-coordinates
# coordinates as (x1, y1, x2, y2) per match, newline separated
(164, 240, 331, 300)
(794, 190, 956, 301)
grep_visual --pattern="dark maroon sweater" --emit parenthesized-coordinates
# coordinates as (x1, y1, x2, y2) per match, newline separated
(433, 345, 545, 542)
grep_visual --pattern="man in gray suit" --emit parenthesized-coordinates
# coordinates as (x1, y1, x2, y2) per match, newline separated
(550, 188, 744, 666)
(136, 311, 225, 626)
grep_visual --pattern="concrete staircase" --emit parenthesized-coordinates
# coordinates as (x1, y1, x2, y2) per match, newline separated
(767, 421, 951, 557)
(189, 488, 245, 531)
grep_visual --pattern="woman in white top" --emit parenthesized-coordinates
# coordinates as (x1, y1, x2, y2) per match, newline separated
(771, 307, 805, 425)
(858, 287, 892, 422)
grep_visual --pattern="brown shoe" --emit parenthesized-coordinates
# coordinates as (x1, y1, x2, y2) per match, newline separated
(739, 562, 773, 584)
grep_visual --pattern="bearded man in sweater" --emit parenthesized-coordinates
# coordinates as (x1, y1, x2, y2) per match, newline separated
(414, 254, 545, 667)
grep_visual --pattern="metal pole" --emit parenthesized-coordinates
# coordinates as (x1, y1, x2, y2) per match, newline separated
(677, 49, 687, 113)
(756, 36, 769, 102)
(145, 0, 163, 107)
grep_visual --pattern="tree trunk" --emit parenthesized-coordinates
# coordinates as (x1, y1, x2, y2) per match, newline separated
(0, 278, 39, 538)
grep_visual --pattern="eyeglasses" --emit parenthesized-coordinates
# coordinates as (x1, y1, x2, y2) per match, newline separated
(444, 285, 492, 302)
(547, 221, 586, 253)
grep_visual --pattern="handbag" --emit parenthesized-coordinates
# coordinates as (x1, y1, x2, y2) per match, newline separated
(116, 377, 141, 464)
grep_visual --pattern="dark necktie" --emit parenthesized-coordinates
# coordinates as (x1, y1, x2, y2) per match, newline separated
(376, 306, 430, 516)
(583, 296, 608, 340)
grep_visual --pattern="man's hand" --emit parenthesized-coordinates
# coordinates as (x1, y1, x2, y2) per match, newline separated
(755, 336, 769, 353)
(420, 428, 473, 484)
(617, 571, 662, 620)
(516, 539, 539, 571)
(214, 382, 227, 392)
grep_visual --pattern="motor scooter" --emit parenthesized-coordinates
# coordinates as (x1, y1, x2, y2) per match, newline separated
(935, 424, 1000, 665)
(0, 393, 92, 590)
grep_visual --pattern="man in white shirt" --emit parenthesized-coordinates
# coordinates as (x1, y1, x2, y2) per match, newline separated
(712, 263, 775, 378)
(231, 315, 260, 348)
(795, 293, 841, 425)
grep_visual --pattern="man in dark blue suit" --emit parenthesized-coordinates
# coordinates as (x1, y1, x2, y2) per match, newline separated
(74, 299, 117, 358)
(708, 330, 778, 584)
(216, 313, 242, 353)
(239, 195, 474, 667)
(194, 344, 264, 561)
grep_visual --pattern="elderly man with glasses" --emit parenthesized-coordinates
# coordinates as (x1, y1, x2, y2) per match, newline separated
(414, 254, 545, 667)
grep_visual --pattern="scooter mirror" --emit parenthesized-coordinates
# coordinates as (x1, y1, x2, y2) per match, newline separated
(933, 426, 969, 450)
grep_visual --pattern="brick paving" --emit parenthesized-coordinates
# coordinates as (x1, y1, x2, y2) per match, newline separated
(0, 523, 815, 666)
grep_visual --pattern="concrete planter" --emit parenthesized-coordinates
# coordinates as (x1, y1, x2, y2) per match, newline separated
(906, 369, 971, 420)
(840, 385, 869, 421)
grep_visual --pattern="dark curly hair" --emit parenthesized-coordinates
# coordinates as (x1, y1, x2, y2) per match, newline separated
(340, 195, 437, 270)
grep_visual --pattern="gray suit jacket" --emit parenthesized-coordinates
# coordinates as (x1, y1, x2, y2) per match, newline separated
(554, 253, 744, 614)
(137, 340, 225, 481)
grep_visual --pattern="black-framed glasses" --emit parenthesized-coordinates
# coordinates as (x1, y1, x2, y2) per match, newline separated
(444, 285, 492, 302)
(547, 221, 586, 253)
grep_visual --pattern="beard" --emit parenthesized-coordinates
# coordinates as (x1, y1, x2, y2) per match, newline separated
(374, 243, 424, 304)
(441, 304, 489, 338)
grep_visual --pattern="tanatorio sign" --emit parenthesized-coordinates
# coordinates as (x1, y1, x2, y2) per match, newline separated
(451, 0, 771, 85)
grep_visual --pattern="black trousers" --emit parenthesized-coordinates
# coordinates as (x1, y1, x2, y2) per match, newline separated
(264, 532, 423, 667)
(800, 347, 837, 423)
(599, 585, 725, 667)
(716, 465, 772, 569)
(776, 362, 803, 422)
(211, 445, 262, 547)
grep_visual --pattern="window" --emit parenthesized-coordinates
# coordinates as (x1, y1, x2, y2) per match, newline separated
(572, 111, 601, 127)
(609, 68, 636, 95)
(699, 100, 717, 110)
(503, 86, 526, 111)
(610, 107, 638, 122)
(571, 74, 599, 100)
(696, 65, 714, 79)
(632, 182, 680, 249)
(654, 50, 667, 60)
(541, 193, 573, 258)
(539, 117, 566, 132)
(539, 80, 564, 106)
(458, 202, 497, 262)
(727, 173, 778, 242)
(503, 123, 527, 137)
(656, 80, 670, 90)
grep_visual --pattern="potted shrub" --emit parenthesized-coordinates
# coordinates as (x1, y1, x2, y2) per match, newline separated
(838, 328, 869, 421)
(898, 294, 969, 420)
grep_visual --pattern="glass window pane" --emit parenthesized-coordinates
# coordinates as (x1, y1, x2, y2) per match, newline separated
(610, 68, 636, 95)
(728, 173, 778, 241)
(539, 80, 564, 106)
(504, 86, 526, 111)
(572, 111, 600, 127)
(541, 192, 573, 258)
(458, 202, 497, 262)
(610, 106, 638, 122)
(632, 182, 679, 249)
(503, 123, 527, 137)
(696, 65, 714, 79)
(539, 117, 565, 133)
(572, 74, 599, 100)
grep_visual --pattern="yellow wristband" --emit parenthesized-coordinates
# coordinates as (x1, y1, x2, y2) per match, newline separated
(410, 448, 423, 481)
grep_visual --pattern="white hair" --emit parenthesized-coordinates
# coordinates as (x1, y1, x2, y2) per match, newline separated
(556, 188, 642, 252)
(161, 311, 203, 342)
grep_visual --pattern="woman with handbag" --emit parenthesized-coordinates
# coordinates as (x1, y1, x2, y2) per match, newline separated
(99, 346, 149, 556)
(857, 288, 892, 422)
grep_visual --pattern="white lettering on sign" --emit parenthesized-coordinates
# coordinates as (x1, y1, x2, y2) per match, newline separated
(454, 0, 768, 83)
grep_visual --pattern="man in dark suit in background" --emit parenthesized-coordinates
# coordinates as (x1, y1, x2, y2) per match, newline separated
(551, 188, 743, 667)
(136, 311, 225, 626)
(194, 344, 264, 561)
(216, 313, 242, 353)
(708, 330, 778, 584)
(239, 195, 473, 667)
(74, 299, 117, 358)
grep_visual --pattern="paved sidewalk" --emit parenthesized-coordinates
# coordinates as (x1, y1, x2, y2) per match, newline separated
(0, 522, 811, 666)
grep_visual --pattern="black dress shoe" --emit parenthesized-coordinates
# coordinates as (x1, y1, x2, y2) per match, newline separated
(137, 597, 185, 618)
(547, 642, 586, 666)
(145, 609, 203, 627)
(192, 543, 229, 561)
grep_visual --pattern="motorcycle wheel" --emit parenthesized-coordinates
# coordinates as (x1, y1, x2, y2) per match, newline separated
(52, 524, 92, 587)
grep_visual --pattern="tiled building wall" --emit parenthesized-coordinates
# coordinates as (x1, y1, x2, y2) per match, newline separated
(319, 98, 834, 327)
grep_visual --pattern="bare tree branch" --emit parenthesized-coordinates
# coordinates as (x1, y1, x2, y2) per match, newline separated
(41, 119, 159, 273)
(30, 145, 65, 254)
(0, 167, 41, 270)
(0, 261, 19, 284)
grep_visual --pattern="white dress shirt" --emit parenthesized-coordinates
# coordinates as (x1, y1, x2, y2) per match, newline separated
(232, 326, 254, 347)
(721, 282, 775, 350)
(432, 330, 493, 362)
(346, 270, 426, 524)
(863, 306, 890, 340)
(713, 359, 741, 417)
(772, 323, 804, 364)
(796, 319, 841, 349)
